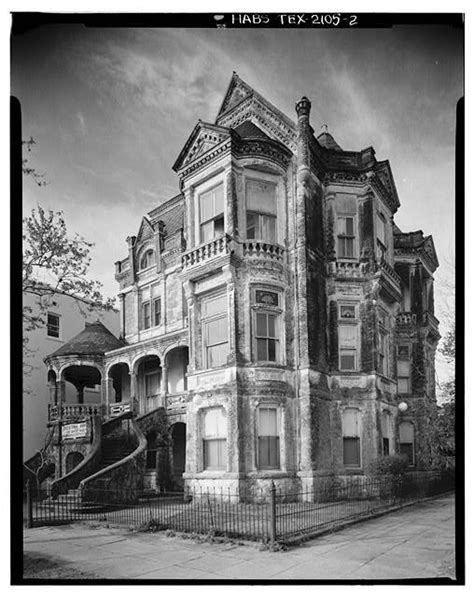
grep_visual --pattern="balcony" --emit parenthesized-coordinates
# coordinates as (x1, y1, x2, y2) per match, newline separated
(182, 234, 232, 269)
(242, 241, 284, 262)
(48, 403, 104, 423)
(396, 312, 417, 326)
(328, 261, 367, 278)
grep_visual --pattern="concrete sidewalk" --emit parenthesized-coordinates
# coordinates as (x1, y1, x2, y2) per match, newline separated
(22, 493, 456, 581)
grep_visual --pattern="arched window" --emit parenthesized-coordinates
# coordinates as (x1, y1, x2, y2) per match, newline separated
(399, 421, 415, 466)
(139, 249, 155, 270)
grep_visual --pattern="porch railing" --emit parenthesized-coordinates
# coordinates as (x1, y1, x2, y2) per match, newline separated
(48, 403, 104, 423)
(109, 401, 133, 418)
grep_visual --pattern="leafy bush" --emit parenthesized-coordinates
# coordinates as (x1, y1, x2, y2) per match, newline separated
(368, 455, 408, 477)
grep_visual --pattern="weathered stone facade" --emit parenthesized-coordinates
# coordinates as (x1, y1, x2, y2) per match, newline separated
(42, 74, 441, 498)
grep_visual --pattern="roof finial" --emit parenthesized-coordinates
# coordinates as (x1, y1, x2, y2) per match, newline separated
(321, 124, 328, 134)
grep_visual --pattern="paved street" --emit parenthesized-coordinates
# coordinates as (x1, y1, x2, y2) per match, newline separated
(22, 493, 456, 581)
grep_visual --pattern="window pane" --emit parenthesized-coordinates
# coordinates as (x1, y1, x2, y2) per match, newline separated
(259, 408, 277, 435)
(214, 215, 224, 236)
(397, 345, 410, 359)
(256, 338, 268, 361)
(345, 238, 354, 256)
(200, 189, 214, 222)
(200, 220, 214, 243)
(397, 361, 410, 376)
(153, 299, 161, 326)
(206, 317, 228, 345)
(267, 314, 276, 337)
(143, 302, 151, 329)
(383, 438, 390, 456)
(47, 314, 60, 337)
(377, 214, 386, 245)
(256, 313, 268, 337)
(399, 422, 414, 443)
(343, 438, 360, 466)
(204, 439, 226, 469)
(204, 408, 226, 437)
(339, 325, 357, 346)
(207, 343, 228, 368)
(262, 215, 276, 243)
(400, 443, 414, 466)
(267, 339, 277, 361)
(342, 409, 359, 436)
(340, 352, 356, 370)
(258, 436, 280, 469)
(345, 217, 354, 236)
(202, 294, 227, 317)
(340, 305, 356, 319)
(246, 212, 257, 238)
(246, 180, 277, 214)
(397, 378, 409, 393)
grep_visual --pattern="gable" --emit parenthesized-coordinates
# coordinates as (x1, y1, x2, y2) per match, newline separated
(216, 72, 254, 119)
(172, 122, 230, 172)
(135, 216, 155, 247)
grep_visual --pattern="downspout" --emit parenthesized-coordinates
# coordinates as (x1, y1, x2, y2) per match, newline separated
(292, 159, 301, 471)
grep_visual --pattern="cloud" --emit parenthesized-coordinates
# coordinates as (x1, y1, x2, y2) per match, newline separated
(76, 111, 87, 135)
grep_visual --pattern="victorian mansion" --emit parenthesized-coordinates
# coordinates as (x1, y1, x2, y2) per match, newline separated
(40, 73, 440, 498)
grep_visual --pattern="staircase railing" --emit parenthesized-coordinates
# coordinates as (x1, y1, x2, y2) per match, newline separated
(79, 417, 147, 504)
(50, 416, 103, 499)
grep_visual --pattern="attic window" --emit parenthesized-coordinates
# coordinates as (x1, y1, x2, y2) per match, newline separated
(140, 250, 155, 270)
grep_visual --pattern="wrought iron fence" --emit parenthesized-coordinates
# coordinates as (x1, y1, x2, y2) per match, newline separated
(24, 471, 454, 544)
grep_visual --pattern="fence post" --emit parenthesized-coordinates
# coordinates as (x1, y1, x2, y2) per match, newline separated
(26, 480, 33, 529)
(269, 481, 276, 543)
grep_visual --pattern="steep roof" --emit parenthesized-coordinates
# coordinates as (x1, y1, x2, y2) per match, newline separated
(148, 194, 184, 237)
(48, 321, 124, 358)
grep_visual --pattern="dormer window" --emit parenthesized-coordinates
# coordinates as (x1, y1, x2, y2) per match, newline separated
(139, 249, 155, 270)
(199, 184, 224, 244)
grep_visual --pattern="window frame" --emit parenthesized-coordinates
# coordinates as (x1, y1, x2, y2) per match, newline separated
(142, 300, 151, 330)
(153, 297, 162, 327)
(202, 408, 227, 471)
(337, 215, 356, 259)
(396, 344, 411, 394)
(46, 312, 61, 339)
(342, 408, 361, 468)
(256, 406, 281, 470)
(199, 183, 225, 244)
(139, 249, 155, 271)
(338, 322, 359, 372)
(201, 291, 229, 370)
(251, 288, 282, 365)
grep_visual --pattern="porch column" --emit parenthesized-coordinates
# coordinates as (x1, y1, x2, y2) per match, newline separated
(131, 372, 138, 414)
(161, 365, 168, 408)
(75, 382, 85, 405)
(104, 377, 113, 416)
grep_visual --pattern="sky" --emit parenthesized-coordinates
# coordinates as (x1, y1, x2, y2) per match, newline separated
(12, 20, 462, 387)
